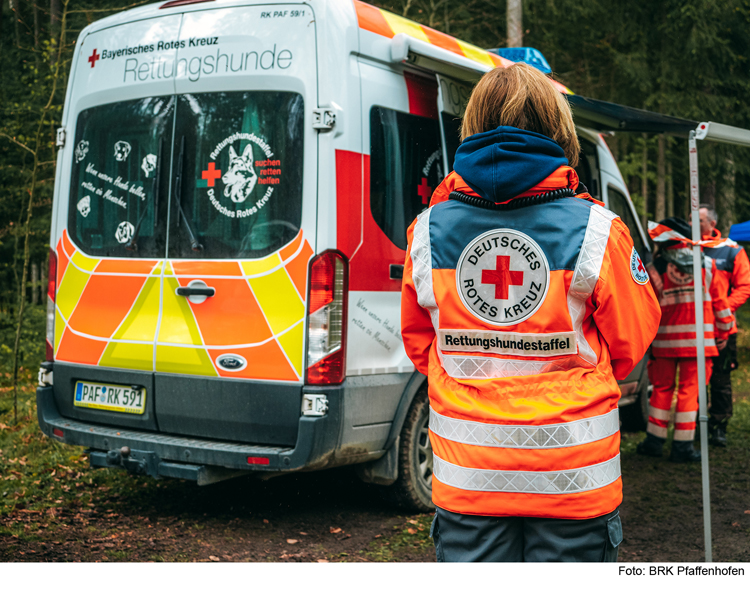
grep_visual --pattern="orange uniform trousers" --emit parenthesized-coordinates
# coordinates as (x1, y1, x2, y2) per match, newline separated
(647, 357, 713, 442)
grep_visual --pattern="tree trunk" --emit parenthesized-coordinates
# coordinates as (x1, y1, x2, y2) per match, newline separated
(33, 0, 39, 49)
(702, 179, 716, 209)
(507, 0, 522, 47)
(10, 0, 22, 47)
(666, 158, 674, 218)
(655, 134, 666, 221)
(641, 134, 649, 228)
(41, 256, 48, 304)
(31, 262, 39, 305)
(717, 154, 736, 236)
(50, 0, 60, 28)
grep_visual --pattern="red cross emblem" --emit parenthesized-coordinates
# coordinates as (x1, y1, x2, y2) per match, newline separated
(481, 255, 524, 300)
(417, 177, 432, 205)
(201, 162, 222, 187)
(637, 257, 645, 274)
(88, 49, 100, 68)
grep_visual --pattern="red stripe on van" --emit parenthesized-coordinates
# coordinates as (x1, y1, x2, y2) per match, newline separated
(404, 72, 438, 120)
(336, 150, 363, 260)
(336, 150, 405, 292)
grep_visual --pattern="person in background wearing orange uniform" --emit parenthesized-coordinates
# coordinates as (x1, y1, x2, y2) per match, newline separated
(638, 218, 734, 462)
(400, 63, 661, 562)
(699, 204, 750, 446)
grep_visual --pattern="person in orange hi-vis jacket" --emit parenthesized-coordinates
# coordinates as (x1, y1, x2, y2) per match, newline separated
(699, 204, 750, 446)
(400, 63, 661, 563)
(638, 217, 734, 462)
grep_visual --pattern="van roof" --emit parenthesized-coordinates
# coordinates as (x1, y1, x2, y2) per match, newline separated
(80, 0, 572, 94)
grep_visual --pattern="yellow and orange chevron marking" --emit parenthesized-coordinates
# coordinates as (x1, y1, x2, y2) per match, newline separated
(354, 1, 573, 95)
(54, 230, 313, 382)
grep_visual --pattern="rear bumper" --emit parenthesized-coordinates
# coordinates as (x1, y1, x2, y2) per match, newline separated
(36, 382, 342, 476)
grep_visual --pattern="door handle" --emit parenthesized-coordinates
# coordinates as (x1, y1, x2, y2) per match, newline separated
(389, 264, 404, 280)
(176, 286, 215, 297)
(176, 280, 215, 304)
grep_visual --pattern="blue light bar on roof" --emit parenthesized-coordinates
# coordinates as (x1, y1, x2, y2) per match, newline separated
(489, 47, 552, 74)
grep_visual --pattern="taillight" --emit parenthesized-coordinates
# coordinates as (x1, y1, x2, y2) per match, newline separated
(306, 251, 348, 385)
(46, 248, 57, 362)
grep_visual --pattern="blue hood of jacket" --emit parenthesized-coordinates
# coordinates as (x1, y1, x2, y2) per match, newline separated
(453, 126, 569, 202)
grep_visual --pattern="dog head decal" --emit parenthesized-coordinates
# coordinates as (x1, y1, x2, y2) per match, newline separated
(141, 154, 157, 178)
(114, 140, 132, 162)
(222, 144, 257, 204)
(75, 140, 89, 163)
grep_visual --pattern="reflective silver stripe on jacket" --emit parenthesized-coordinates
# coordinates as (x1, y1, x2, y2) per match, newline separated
(704, 254, 713, 287)
(566, 205, 618, 366)
(675, 410, 697, 423)
(429, 407, 619, 449)
(715, 308, 732, 319)
(440, 354, 584, 380)
(648, 405, 671, 421)
(410, 209, 440, 332)
(433, 454, 621, 494)
(657, 324, 712, 334)
(652, 338, 716, 348)
(673, 429, 695, 441)
(717, 320, 734, 331)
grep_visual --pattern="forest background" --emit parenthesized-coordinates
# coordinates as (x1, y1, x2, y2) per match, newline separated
(2, 0, 750, 394)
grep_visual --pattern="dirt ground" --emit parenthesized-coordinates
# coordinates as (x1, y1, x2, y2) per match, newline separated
(0, 467, 436, 562)
(2, 371, 749, 563)
(2, 416, 749, 563)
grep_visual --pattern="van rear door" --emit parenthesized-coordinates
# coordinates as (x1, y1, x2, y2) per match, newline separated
(53, 13, 183, 432)
(153, 5, 317, 444)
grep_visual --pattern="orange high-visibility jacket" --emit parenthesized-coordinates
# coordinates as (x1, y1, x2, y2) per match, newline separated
(702, 228, 750, 335)
(402, 168, 661, 519)
(651, 246, 734, 357)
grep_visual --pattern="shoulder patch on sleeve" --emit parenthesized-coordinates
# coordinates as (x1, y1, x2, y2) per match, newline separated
(630, 247, 649, 285)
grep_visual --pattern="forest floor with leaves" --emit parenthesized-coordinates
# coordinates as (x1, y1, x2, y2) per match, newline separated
(0, 312, 749, 562)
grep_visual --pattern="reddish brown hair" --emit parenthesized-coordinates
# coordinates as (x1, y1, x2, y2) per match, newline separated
(461, 63, 580, 167)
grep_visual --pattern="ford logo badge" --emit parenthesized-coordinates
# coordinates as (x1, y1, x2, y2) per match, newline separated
(216, 354, 247, 372)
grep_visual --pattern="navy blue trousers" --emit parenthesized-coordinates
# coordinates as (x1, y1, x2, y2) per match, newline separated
(431, 506, 622, 562)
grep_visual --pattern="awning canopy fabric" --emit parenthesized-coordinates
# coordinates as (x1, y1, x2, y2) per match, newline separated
(729, 220, 750, 242)
(566, 95, 698, 136)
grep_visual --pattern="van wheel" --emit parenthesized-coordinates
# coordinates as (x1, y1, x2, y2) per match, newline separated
(387, 388, 435, 513)
(620, 381, 650, 432)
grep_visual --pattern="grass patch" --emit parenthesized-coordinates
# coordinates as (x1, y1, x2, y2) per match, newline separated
(364, 513, 432, 562)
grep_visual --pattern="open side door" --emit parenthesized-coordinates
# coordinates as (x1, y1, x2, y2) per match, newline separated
(436, 75, 473, 174)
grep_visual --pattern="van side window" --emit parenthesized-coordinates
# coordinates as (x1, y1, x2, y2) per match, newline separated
(68, 96, 174, 257)
(607, 187, 648, 260)
(574, 138, 599, 197)
(441, 113, 461, 173)
(370, 107, 443, 250)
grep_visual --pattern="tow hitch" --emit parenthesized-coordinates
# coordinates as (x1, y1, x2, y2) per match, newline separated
(88, 447, 246, 485)
(103, 446, 156, 476)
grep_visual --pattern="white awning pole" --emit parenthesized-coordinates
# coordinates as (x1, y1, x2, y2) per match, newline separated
(689, 130, 713, 563)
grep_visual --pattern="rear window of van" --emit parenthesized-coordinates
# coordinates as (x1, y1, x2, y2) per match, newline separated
(68, 91, 304, 259)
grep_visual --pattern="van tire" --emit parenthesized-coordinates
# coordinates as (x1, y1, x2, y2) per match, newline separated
(620, 381, 650, 432)
(386, 387, 435, 513)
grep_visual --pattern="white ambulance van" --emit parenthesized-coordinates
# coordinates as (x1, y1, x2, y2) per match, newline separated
(37, 0, 650, 511)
